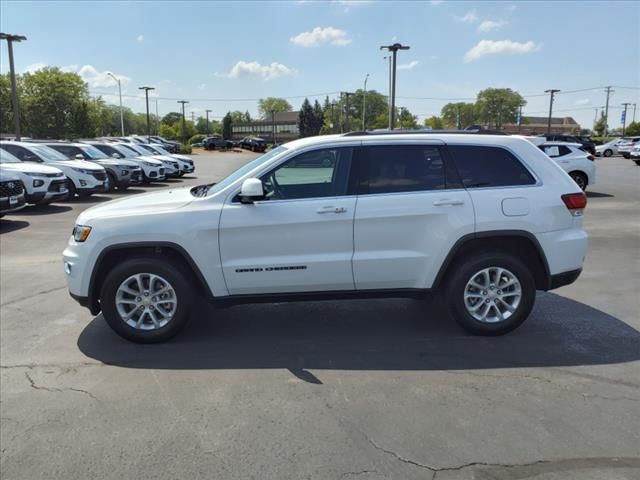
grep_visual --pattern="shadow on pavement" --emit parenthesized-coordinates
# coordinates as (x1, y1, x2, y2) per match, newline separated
(78, 292, 640, 378)
(0, 219, 30, 233)
(587, 191, 614, 198)
(70, 194, 114, 204)
(17, 204, 72, 216)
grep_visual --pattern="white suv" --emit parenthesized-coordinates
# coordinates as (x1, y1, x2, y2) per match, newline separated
(538, 142, 596, 191)
(63, 133, 588, 343)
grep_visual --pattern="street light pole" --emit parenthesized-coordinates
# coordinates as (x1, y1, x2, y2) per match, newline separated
(621, 102, 631, 136)
(178, 100, 189, 144)
(544, 89, 560, 135)
(139, 86, 155, 142)
(1, 33, 27, 140)
(380, 43, 410, 130)
(205, 109, 212, 135)
(632, 103, 637, 123)
(362, 73, 369, 131)
(107, 72, 124, 136)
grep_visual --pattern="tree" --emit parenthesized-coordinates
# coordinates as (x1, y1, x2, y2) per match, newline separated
(475, 88, 525, 129)
(195, 116, 209, 134)
(229, 110, 246, 123)
(441, 102, 477, 129)
(593, 113, 606, 137)
(624, 121, 640, 136)
(424, 116, 444, 130)
(312, 100, 324, 136)
(222, 112, 233, 140)
(298, 98, 315, 138)
(258, 97, 292, 119)
(162, 112, 183, 125)
(398, 107, 419, 129)
(244, 110, 252, 122)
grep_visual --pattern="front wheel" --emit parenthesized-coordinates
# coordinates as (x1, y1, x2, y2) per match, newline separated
(603, 149, 613, 157)
(106, 172, 117, 192)
(100, 257, 194, 343)
(569, 171, 588, 191)
(444, 252, 536, 336)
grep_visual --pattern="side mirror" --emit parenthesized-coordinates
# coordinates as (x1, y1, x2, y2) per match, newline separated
(75, 154, 84, 160)
(111, 153, 121, 159)
(239, 178, 265, 204)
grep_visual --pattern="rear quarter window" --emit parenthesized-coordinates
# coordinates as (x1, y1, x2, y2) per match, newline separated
(448, 145, 536, 188)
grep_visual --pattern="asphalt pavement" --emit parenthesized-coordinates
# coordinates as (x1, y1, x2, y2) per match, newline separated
(1, 149, 639, 480)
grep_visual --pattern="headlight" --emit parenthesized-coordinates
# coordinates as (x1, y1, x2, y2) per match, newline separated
(121, 170, 129, 175)
(72, 168, 93, 174)
(72, 225, 92, 242)
(24, 172, 44, 177)
(142, 160, 157, 166)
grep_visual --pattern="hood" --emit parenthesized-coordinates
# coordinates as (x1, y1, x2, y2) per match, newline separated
(50, 159, 104, 170)
(149, 155, 177, 164)
(171, 154, 192, 161)
(0, 170, 21, 182)
(0, 162, 63, 175)
(94, 158, 140, 168)
(130, 156, 163, 166)
(77, 186, 196, 223)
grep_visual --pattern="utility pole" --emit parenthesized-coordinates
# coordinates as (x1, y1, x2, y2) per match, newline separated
(517, 103, 524, 133)
(621, 102, 631, 136)
(603, 86, 613, 141)
(544, 89, 560, 135)
(342, 92, 353, 132)
(177, 100, 189, 144)
(191, 111, 195, 123)
(155, 98, 159, 135)
(456, 105, 461, 130)
(380, 43, 410, 129)
(1, 33, 27, 140)
(107, 72, 124, 136)
(362, 73, 370, 131)
(205, 109, 212, 135)
(138, 86, 155, 141)
(632, 103, 637, 123)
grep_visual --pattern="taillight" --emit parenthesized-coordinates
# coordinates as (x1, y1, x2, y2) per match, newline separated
(587, 154, 595, 161)
(562, 192, 587, 216)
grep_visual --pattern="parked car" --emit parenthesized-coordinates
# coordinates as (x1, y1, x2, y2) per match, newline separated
(239, 137, 267, 152)
(44, 142, 142, 191)
(617, 137, 640, 158)
(0, 141, 107, 198)
(137, 144, 195, 176)
(0, 170, 27, 216)
(149, 136, 180, 154)
(538, 142, 595, 191)
(539, 134, 596, 155)
(115, 143, 180, 178)
(64, 132, 588, 343)
(0, 149, 68, 204)
(84, 141, 166, 184)
(630, 144, 640, 165)
(203, 136, 233, 151)
(595, 138, 623, 157)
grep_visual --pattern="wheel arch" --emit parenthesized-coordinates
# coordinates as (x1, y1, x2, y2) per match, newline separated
(87, 242, 213, 315)
(433, 231, 551, 291)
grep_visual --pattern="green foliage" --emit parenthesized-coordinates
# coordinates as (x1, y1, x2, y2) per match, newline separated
(441, 102, 477, 129)
(398, 107, 419, 130)
(159, 123, 179, 141)
(189, 134, 207, 144)
(179, 143, 192, 154)
(228, 111, 246, 123)
(624, 121, 640, 136)
(222, 112, 232, 140)
(593, 113, 606, 137)
(475, 88, 525, 128)
(424, 116, 444, 130)
(298, 98, 324, 137)
(162, 112, 183, 125)
(0, 74, 14, 134)
(258, 97, 292, 119)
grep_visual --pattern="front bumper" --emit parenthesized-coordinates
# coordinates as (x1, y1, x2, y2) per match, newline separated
(77, 184, 108, 194)
(0, 195, 27, 214)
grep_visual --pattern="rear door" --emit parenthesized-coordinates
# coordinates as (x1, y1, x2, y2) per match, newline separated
(352, 142, 475, 290)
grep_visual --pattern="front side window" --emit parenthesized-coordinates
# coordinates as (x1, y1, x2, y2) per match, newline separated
(260, 147, 353, 200)
(364, 145, 446, 194)
(448, 145, 535, 188)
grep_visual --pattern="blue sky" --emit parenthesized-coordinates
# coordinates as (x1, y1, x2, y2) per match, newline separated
(1, 0, 639, 129)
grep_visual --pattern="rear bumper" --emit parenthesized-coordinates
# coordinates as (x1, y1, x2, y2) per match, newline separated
(548, 268, 582, 290)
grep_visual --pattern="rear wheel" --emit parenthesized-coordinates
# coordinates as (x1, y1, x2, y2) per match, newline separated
(100, 257, 194, 343)
(603, 149, 613, 157)
(106, 172, 117, 192)
(444, 252, 536, 336)
(569, 171, 588, 191)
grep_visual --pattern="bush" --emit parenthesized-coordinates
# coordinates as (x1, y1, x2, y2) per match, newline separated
(179, 143, 192, 154)
(189, 134, 207, 145)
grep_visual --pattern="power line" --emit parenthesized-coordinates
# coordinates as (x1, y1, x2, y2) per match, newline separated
(89, 90, 341, 102)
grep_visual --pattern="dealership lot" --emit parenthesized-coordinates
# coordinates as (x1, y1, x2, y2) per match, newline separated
(1, 151, 639, 479)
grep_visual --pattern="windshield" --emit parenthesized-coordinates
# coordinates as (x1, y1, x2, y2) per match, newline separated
(150, 145, 170, 155)
(207, 146, 288, 196)
(112, 144, 139, 158)
(29, 144, 72, 162)
(0, 149, 22, 163)
(123, 143, 151, 156)
(78, 145, 109, 159)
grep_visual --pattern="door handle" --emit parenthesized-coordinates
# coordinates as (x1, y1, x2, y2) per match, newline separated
(433, 199, 464, 206)
(317, 206, 347, 214)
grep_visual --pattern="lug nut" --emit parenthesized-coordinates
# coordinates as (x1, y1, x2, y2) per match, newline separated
(482, 291, 487, 295)
(485, 299, 490, 304)
(497, 290, 502, 295)
(136, 297, 141, 302)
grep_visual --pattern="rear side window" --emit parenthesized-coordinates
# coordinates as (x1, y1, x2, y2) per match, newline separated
(363, 145, 446, 194)
(448, 145, 535, 188)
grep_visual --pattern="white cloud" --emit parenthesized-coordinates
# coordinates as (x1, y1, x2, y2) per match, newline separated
(290, 26, 351, 47)
(477, 20, 507, 32)
(23, 62, 47, 73)
(197, 83, 206, 90)
(575, 98, 591, 105)
(217, 61, 296, 81)
(463, 39, 542, 62)
(397, 60, 419, 71)
(508, 4, 517, 11)
(73, 65, 131, 88)
(455, 9, 478, 23)
(137, 35, 144, 42)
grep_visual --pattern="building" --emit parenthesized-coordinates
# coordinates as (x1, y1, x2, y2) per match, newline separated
(502, 116, 580, 135)
(231, 111, 300, 143)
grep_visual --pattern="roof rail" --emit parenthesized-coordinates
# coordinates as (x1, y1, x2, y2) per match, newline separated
(342, 129, 507, 137)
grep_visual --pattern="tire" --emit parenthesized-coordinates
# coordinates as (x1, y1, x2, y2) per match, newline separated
(100, 257, 194, 343)
(569, 171, 588, 191)
(444, 252, 536, 336)
(603, 149, 613, 157)
(106, 172, 117, 192)
(67, 181, 77, 200)
(634, 160, 640, 166)
(142, 172, 151, 184)
(623, 153, 630, 159)
(178, 171, 185, 177)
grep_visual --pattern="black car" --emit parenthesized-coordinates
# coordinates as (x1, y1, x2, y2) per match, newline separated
(203, 137, 233, 150)
(149, 136, 180, 154)
(540, 134, 596, 155)
(239, 137, 267, 152)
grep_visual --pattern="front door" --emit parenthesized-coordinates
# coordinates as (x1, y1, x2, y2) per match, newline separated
(219, 146, 356, 295)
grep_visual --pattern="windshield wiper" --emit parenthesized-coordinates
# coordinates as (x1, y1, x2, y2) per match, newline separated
(190, 183, 216, 197)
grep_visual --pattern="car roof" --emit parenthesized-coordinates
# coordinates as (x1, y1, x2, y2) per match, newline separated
(541, 141, 583, 147)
